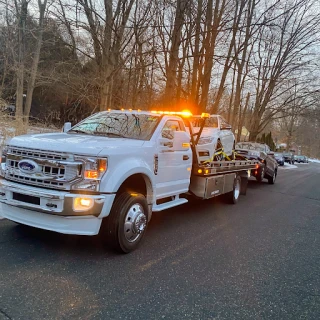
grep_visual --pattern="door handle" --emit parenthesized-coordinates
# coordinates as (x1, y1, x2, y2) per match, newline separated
(183, 155, 189, 160)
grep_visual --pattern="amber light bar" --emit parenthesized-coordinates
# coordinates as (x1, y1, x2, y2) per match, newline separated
(150, 110, 193, 117)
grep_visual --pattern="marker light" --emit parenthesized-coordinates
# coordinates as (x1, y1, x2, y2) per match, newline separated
(201, 113, 210, 118)
(98, 159, 107, 172)
(73, 197, 94, 212)
(198, 169, 203, 174)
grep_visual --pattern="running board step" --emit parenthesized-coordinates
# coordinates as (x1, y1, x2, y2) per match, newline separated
(152, 198, 188, 212)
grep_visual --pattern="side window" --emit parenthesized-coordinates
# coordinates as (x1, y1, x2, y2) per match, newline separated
(161, 120, 183, 139)
(207, 116, 218, 128)
(220, 117, 231, 129)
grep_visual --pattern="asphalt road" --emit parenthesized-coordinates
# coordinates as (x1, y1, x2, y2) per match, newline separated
(0, 163, 320, 320)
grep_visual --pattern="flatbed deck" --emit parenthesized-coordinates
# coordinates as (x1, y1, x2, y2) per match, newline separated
(193, 160, 259, 176)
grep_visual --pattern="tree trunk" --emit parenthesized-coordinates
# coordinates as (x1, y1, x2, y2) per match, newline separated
(190, 0, 203, 105)
(199, 0, 226, 112)
(15, 0, 29, 122)
(164, 0, 187, 107)
(24, 0, 47, 125)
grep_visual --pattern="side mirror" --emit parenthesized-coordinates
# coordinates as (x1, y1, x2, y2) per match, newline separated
(158, 131, 190, 152)
(158, 138, 173, 152)
(172, 131, 191, 151)
(63, 122, 72, 132)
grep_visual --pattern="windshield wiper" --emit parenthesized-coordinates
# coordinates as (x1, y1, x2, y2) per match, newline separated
(68, 129, 88, 134)
(93, 132, 126, 138)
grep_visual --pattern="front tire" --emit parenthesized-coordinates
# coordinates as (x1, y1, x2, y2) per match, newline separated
(267, 171, 277, 184)
(103, 192, 148, 253)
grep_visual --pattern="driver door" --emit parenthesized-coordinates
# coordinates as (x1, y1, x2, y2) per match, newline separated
(155, 119, 192, 199)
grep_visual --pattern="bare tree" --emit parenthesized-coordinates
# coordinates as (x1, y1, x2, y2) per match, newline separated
(24, 0, 48, 124)
(14, 0, 29, 121)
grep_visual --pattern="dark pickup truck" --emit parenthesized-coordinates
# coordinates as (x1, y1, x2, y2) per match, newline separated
(283, 152, 295, 164)
(235, 142, 278, 184)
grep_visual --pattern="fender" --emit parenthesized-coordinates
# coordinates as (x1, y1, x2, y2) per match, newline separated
(99, 156, 155, 197)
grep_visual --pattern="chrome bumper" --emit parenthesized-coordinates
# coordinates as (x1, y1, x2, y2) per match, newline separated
(0, 179, 116, 235)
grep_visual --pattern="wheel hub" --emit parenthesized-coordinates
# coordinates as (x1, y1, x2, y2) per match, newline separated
(124, 203, 147, 242)
(133, 213, 147, 234)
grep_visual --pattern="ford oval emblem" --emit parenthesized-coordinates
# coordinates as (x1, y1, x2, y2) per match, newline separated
(18, 160, 39, 173)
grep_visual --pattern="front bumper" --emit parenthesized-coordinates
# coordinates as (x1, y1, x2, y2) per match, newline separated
(0, 179, 116, 235)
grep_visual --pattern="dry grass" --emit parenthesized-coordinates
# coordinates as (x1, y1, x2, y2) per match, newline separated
(0, 113, 59, 149)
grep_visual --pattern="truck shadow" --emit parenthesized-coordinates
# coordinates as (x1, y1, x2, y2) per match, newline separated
(9, 195, 231, 259)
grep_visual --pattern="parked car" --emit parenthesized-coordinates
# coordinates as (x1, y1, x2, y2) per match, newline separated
(188, 115, 235, 162)
(295, 155, 309, 163)
(235, 142, 278, 184)
(274, 152, 285, 166)
(283, 152, 295, 164)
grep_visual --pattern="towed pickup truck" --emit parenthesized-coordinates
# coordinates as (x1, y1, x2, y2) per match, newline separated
(0, 110, 258, 253)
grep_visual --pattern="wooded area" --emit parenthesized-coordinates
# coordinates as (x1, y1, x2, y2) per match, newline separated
(0, 0, 320, 156)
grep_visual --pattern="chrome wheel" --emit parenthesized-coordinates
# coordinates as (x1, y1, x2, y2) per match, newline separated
(234, 177, 240, 200)
(124, 203, 147, 243)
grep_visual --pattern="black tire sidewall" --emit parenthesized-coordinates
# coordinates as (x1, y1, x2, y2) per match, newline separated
(105, 192, 149, 253)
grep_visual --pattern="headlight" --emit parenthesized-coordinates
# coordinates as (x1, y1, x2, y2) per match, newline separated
(71, 157, 107, 191)
(198, 137, 214, 145)
(0, 146, 8, 177)
(83, 158, 107, 180)
(0, 145, 8, 164)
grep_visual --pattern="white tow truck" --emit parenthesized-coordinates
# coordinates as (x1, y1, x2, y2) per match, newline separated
(0, 110, 258, 253)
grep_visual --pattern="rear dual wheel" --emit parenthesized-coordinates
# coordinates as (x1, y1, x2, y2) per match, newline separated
(225, 175, 241, 204)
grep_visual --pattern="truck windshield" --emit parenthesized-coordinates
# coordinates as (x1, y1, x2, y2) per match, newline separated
(68, 112, 160, 140)
(189, 116, 218, 128)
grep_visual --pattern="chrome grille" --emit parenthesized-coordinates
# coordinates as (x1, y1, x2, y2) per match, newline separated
(8, 147, 68, 160)
(4, 147, 81, 190)
(8, 159, 66, 177)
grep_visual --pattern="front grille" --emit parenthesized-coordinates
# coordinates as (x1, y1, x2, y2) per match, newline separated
(9, 148, 68, 160)
(8, 159, 65, 177)
(4, 147, 81, 190)
(8, 174, 65, 187)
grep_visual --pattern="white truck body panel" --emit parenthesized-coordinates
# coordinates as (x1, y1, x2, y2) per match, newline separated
(0, 111, 251, 241)
(0, 202, 101, 235)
